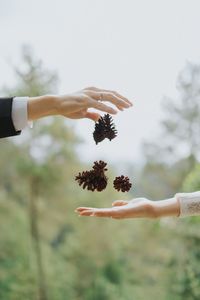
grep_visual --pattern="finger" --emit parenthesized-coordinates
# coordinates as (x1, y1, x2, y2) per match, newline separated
(116, 106, 124, 111)
(85, 87, 133, 106)
(86, 91, 131, 109)
(75, 207, 95, 212)
(85, 111, 101, 121)
(112, 200, 129, 207)
(114, 91, 133, 106)
(79, 209, 98, 216)
(79, 208, 120, 218)
(89, 98, 118, 115)
(107, 90, 133, 106)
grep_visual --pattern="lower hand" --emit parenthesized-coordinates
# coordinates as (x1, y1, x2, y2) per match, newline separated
(75, 196, 180, 219)
(75, 198, 155, 219)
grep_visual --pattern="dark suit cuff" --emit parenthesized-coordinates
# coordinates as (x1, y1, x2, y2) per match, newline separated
(0, 97, 21, 138)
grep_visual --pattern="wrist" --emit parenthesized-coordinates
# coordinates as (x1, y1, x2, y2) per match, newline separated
(152, 197, 180, 218)
(28, 95, 60, 120)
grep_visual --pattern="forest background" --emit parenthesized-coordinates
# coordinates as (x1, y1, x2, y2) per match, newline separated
(1, 1, 200, 299)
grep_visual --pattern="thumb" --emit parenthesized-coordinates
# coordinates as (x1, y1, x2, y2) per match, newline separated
(112, 200, 129, 207)
(85, 112, 101, 122)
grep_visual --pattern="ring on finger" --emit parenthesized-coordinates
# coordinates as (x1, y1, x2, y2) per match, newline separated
(99, 93, 104, 101)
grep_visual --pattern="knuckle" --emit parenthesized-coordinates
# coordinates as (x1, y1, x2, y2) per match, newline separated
(107, 92, 113, 97)
(97, 102, 105, 109)
(84, 90, 91, 97)
(82, 95, 90, 106)
(84, 86, 96, 91)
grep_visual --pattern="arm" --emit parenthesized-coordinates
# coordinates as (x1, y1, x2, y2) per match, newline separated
(76, 192, 200, 219)
(76, 198, 180, 219)
(27, 87, 132, 122)
(0, 87, 132, 139)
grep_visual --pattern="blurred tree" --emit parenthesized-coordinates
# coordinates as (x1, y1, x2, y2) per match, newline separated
(1, 45, 79, 300)
(183, 164, 200, 193)
(3, 45, 58, 97)
(164, 166, 200, 300)
(140, 62, 200, 199)
(2, 48, 200, 300)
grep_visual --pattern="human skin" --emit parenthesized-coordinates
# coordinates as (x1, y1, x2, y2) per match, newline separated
(27, 86, 133, 122)
(75, 197, 180, 219)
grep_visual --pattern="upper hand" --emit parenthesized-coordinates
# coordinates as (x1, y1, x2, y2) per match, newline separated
(57, 86, 133, 121)
(75, 198, 156, 219)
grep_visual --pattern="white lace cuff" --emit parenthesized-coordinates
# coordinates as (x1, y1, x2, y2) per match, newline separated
(175, 191, 200, 217)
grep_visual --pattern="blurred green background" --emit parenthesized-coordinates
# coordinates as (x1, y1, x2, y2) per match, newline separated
(1, 47, 200, 300)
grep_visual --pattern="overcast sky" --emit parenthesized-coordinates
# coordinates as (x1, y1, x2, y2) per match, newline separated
(0, 0, 200, 165)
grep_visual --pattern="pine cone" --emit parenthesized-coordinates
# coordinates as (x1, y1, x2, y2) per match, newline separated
(113, 175, 132, 192)
(92, 160, 108, 174)
(103, 114, 118, 141)
(93, 117, 107, 144)
(75, 171, 96, 191)
(91, 175, 108, 192)
(75, 161, 108, 192)
(93, 114, 117, 144)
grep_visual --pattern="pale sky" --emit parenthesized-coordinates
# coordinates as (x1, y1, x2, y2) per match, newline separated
(0, 0, 200, 165)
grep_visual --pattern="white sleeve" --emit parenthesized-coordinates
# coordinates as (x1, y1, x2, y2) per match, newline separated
(175, 191, 200, 217)
(12, 97, 33, 131)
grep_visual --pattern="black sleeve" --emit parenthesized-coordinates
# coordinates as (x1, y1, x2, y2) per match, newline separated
(0, 97, 21, 139)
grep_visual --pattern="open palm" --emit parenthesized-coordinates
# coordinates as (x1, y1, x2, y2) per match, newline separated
(75, 198, 154, 219)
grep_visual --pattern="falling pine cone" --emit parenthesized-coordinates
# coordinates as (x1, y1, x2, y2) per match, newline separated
(113, 175, 132, 192)
(75, 160, 108, 192)
(92, 160, 108, 175)
(91, 175, 108, 192)
(75, 171, 96, 191)
(93, 114, 117, 144)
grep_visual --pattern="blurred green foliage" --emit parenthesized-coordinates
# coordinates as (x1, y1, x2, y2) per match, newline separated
(183, 164, 200, 192)
(0, 48, 200, 299)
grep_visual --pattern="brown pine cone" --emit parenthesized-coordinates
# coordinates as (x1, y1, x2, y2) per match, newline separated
(93, 114, 117, 144)
(103, 114, 118, 141)
(92, 160, 108, 174)
(75, 161, 108, 192)
(113, 175, 132, 192)
(93, 117, 107, 144)
(75, 171, 96, 191)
